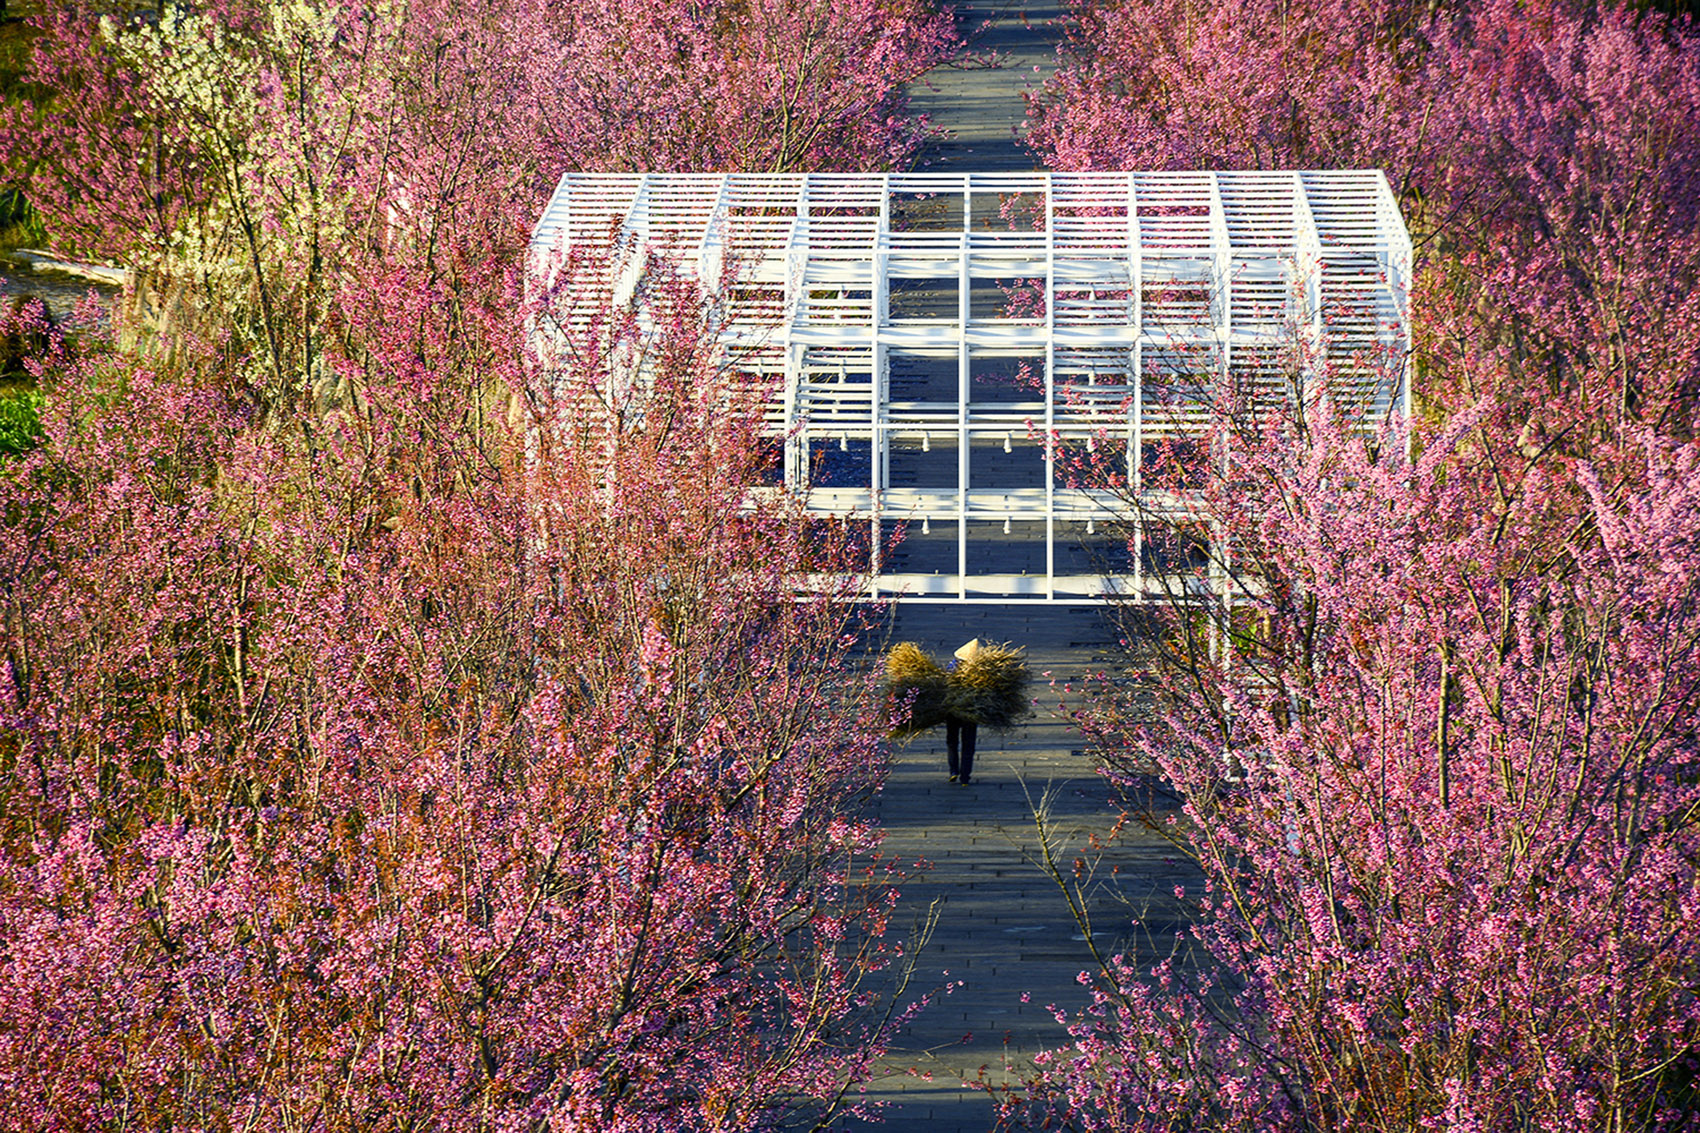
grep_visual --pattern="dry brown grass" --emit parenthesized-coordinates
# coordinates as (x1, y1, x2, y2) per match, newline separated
(884, 642, 950, 737)
(946, 641, 1030, 731)
(885, 640, 1032, 736)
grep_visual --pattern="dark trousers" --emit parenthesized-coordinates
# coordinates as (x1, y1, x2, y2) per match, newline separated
(946, 717, 978, 781)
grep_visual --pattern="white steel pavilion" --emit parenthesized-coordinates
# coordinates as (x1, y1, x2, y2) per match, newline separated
(529, 172, 1412, 602)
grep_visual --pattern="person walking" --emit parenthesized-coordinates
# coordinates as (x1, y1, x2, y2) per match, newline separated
(885, 637, 1029, 786)
(944, 638, 983, 784)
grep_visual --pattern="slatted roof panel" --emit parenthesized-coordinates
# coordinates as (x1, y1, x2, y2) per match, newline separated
(532, 171, 1412, 273)
(529, 172, 1413, 602)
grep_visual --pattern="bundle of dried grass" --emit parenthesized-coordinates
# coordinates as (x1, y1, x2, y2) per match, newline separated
(884, 641, 950, 736)
(945, 641, 1031, 731)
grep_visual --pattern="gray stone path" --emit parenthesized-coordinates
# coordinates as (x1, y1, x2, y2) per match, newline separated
(817, 16, 1203, 1130)
(834, 605, 1200, 1132)
(905, 0, 1067, 172)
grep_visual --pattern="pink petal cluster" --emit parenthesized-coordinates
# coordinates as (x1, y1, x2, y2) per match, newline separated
(0, 244, 910, 1130)
(0, 2, 957, 1126)
(1018, 1, 1700, 1128)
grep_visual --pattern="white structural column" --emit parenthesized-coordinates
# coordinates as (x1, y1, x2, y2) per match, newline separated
(530, 171, 1414, 603)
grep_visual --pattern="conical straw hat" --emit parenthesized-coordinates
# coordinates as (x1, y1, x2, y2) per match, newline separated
(954, 637, 983, 663)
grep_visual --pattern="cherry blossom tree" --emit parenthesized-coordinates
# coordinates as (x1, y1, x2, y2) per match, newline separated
(4, 0, 954, 406)
(1016, 4, 1700, 1126)
(0, 2, 965, 1126)
(1019, 375, 1700, 1130)
(0, 194, 915, 1133)
(1026, 0, 1700, 445)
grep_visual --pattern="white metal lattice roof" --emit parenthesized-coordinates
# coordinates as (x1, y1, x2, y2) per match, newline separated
(530, 172, 1412, 602)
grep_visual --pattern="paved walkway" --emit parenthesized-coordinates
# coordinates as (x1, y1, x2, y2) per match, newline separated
(825, 17, 1205, 1129)
(905, 0, 1067, 171)
(829, 15, 1166, 1130)
(837, 605, 1199, 1132)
